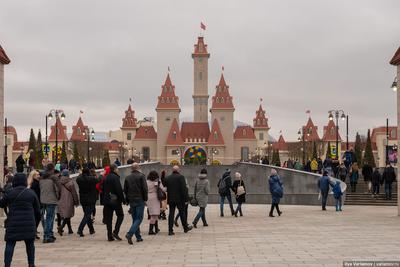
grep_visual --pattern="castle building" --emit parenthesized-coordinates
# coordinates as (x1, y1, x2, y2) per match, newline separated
(121, 34, 270, 165)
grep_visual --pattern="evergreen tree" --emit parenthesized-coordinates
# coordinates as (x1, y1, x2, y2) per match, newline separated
(354, 132, 363, 166)
(102, 150, 111, 167)
(312, 142, 318, 159)
(272, 149, 281, 167)
(325, 141, 332, 159)
(35, 130, 44, 169)
(73, 141, 80, 163)
(28, 128, 36, 151)
(363, 129, 376, 168)
(61, 141, 68, 165)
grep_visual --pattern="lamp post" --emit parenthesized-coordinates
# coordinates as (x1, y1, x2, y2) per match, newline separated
(328, 110, 346, 160)
(47, 109, 66, 163)
(298, 128, 309, 165)
(83, 127, 95, 164)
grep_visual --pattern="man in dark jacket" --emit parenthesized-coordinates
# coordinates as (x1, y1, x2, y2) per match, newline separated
(362, 163, 373, 193)
(371, 168, 381, 197)
(15, 153, 25, 173)
(0, 173, 41, 267)
(124, 163, 148, 245)
(382, 164, 397, 200)
(218, 169, 235, 217)
(76, 167, 98, 237)
(318, 171, 334, 210)
(39, 163, 61, 243)
(162, 165, 192, 235)
(102, 164, 125, 241)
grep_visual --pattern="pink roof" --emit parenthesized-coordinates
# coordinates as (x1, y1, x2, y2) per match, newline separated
(181, 122, 210, 142)
(253, 104, 269, 129)
(234, 125, 256, 139)
(121, 104, 137, 129)
(302, 117, 320, 142)
(192, 36, 210, 57)
(70, 117, 88, 142)
(48, 117, 68, 142)
(272, 135, 288, 151)
(322, 120, 342, 142)
(207, 119, 225, 145)
(156, 73, 181, 110)
(4, 126, 18, 143)
(371, 126, 397, 142)
(211, 74, 234, 110)
(166, 119, 184, 145)
(0, 45, 10, 64)
(134, 126, 157, 139)
(390, 47, 400, 66)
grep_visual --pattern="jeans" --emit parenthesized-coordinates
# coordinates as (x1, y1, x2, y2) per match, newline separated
(219, 194, 234, 215)
(103, 203, 124, 238)
(235, 202, 243, 216)
(321, 191, 328, 210)
(193, 207, 206, 224)
(335, 197, 342, 211)
(174, 203, 188, 223)
(168, 202, 188, 233)
(372, 184, 380, 195)
(78, 205, 95, 234)
(4, 239, 35, 267)
(42, 204, 56, 240)
(385, 183, 393, 199)
(127, 201, 145, 240)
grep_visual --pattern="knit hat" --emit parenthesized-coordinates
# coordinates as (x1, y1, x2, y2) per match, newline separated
(12, 173, 27, 187)
(61, 169, 70, 177)
(270, 169, 277, 176)
(200, 169, 207, 174)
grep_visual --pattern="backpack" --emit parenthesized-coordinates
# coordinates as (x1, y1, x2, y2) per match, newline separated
(218, 177, 227, 194)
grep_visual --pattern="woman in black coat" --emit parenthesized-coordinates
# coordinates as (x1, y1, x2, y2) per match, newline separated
(232, 172, 246, 217)
(0, 173, 41, 267)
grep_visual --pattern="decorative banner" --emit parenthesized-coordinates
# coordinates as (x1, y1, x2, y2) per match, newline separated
(42, 144, 51, 154)
(331, 144, 337, 157)
(184, 146, 207, 165)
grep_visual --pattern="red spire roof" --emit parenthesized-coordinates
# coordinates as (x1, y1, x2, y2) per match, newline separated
(156, 73, 181, 110)
(207, 119, 225, 145)
(192, 36, 210, 58)
(253, 104, 269, 129)
(272, 135, 288, 151)
(181, 122, 210, 142)
(134, 126, 157, 139)
(48, 117, 68, 142)
(70, 116, 88, 142)
(234, 125, 256, 139)
(302, 117, 320, 142)
(211, 74, 234, 110)
(390, 47, 400, 66)
(166, 119, 184, 145)
(0, 45, 10, 64)
(121, 104, 137, 129)
(322, 120, 342, 142)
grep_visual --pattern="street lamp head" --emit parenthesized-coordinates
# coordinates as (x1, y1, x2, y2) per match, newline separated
(48, 112, 53, 120)
(391, 78, 397, 92)
(60, 113, 66, 120)
(91, 130, 95, 136)
(298, 137, 301, 141)
(297, 130, 301, 135)
(328, 112, 334, 121)
(91, 136, 95, 141)
(341, 113, 346, 121)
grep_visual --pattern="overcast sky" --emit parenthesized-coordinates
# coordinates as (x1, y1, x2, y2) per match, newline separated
(1, 0, 399, 141)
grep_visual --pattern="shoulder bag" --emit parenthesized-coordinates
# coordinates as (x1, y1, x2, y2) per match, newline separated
(157, 180, 167, 201)
(190, 182, 198, 207)
(236, 178, 246, 196)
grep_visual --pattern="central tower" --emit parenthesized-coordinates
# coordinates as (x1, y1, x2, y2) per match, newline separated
(192, 36, 210, 122)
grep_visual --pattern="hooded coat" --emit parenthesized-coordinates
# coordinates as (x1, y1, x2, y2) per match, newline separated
(194, 173, 210, 208)
(218, 171, 233, 197)
(269, 174, 283, 204)
(146, 178, 165, 215)
(0, 174, 41, 241)
(58, 175, 79, 218)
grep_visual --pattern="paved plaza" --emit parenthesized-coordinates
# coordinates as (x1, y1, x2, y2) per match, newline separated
(1, 204, 400, 267)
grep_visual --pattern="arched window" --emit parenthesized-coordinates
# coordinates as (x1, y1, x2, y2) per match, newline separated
(214, 131, 218, 140)
(173, 131, 177, 140)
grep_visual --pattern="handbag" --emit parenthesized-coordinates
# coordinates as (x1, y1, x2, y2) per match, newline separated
(157, 181, 167, 201)
(109, 193, 119, 205)
(189, 182, 198, 207)
(236, 178, 246, 196)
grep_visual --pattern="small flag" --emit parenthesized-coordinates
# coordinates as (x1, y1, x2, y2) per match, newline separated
(80, 110, 84, 114)
(260, 98, 263, 103)
(222, 65, 224, 71)
(168, 66, 170, 72)
(279, 130, 282, 134)
(306, 110, 311, 114)
(200, 22, 206, 30)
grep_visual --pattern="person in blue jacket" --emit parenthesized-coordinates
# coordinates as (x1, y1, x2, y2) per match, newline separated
(332, 181, 343, 212)
(318, 171, 334, 210)
(268, 169, 283, 217)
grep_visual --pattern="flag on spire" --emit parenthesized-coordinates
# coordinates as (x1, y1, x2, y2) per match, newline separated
(129, 97, 132, 102)
(80, 110, 84, 114)
(200, 22, 206, 30)
(222, 65, 224, 72)
(306, 110, 311, 114)
(168, 66, 170, 72)
(260, 98, 263, 103)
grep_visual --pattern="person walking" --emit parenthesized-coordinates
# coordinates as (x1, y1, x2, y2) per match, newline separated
(310, 158, 318, 173)
(268, 169, 283, 217)
(27, 170, 42, 239)
(39, 163, 61, 243)
(382, 163, 397, 200)
(146, 170, 165, 235)
(217, 169, 235, 217)
(76, 167, 97, 237)
(349, 163, 359, 193)
(338, 163, 348, 182)
(362, 163, 373, 193)
(15, 153, 25, 173)
(371, 168, 381, 198)
(0, 173, 41, 267)
(162, 165, 192, 235)
(124, 163, 148, 244)
(232, 172, 246, 217)
(102, 164, 125, 241)
(318, 171, 334, 210)
(57, 169, 79, 235)
(332, 181, 343, 211)
(192, 169, 210, 227)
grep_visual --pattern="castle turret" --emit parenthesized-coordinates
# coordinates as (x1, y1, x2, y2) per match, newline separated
(192, 36, 210, 123)
(253, 103, 270, 156)
(120, 103, 138, 159)
(156, 73, 181, 164)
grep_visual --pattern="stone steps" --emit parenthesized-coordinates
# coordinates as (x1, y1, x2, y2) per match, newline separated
(345, 182, 397, 206)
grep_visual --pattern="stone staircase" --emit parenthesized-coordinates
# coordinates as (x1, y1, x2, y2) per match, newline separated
(345, 181, 398, 206)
